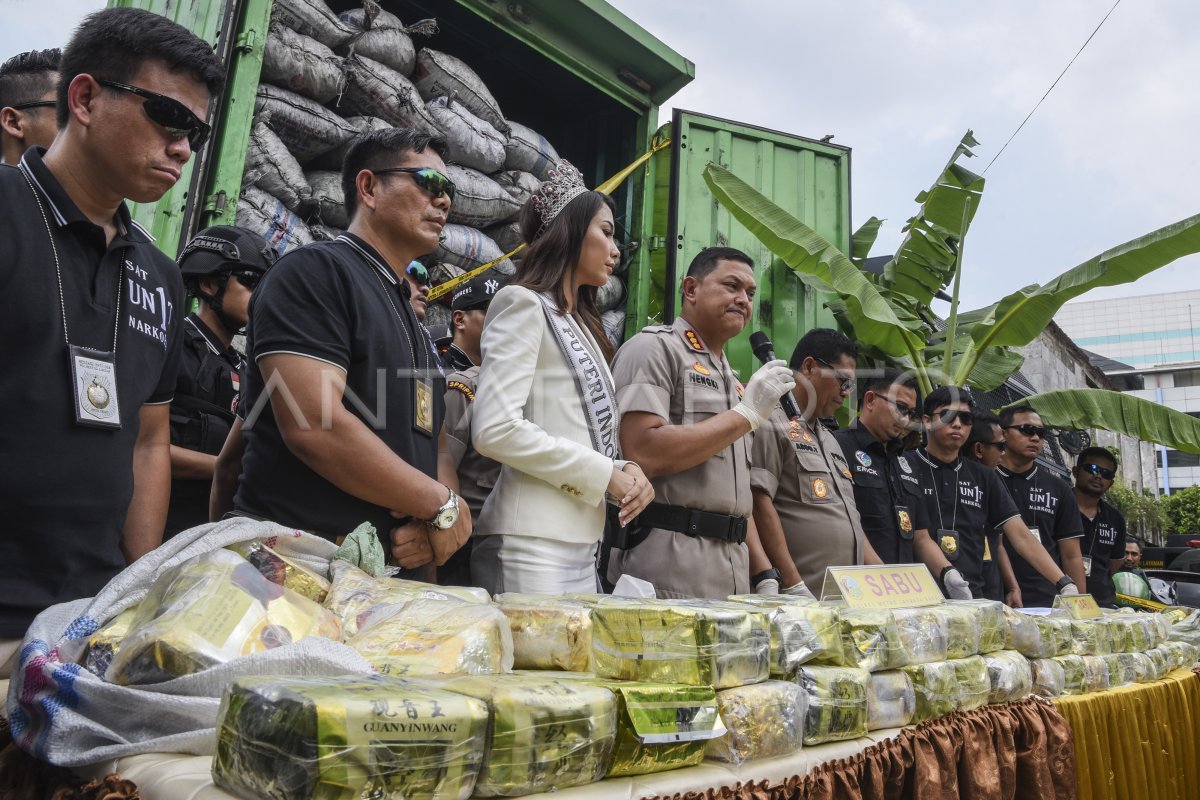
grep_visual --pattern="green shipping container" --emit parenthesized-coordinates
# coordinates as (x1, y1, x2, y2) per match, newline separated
(113, 0, 851, 376)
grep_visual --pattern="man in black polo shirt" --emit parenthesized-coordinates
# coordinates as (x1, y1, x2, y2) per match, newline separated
(914, 387, 1078, 601)
(1071, 447, 1126, 608)
(0, 48, 61, 165)
(996, 405, 1087, 607)
(963, 410, 1008, 600)
(834, 369, 971, 599)
(0, 8, 223, 667)
(235, 128, 472, 571)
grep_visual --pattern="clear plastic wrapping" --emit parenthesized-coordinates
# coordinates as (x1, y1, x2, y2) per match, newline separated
(81, 606, 138, 678)
(590, 599, 770, 688)
(436, 674, 617, 797)
(866, 670, 915, 730)
(1162, 607, 1200, 647)
(212, 675, 490, 800)
(1003, 608, 1071, 658)
(1128, 651, 1155, 683)
(953, 656, 990, 712)
(109, 549, 341, 685)
(1160, 640, 1199, 670)
(1145, 646, 1172, 680)
(324, 561, 489, 638)
(1079, 655, 1111, 693)
(900, 660, 959, 722)
(494, 594, 595, 673)
(947, 599, 1007, 653)
(726, 595, 845, 673)
(981, 650, 1032, 704)
(1101, 653, 1138, 688)
(347, 598, 513, 677)
(228, 540, 332, 603)
(891, 608, 948, 666)
(1104, 610, 1159, 653)
(1029, 658, 1067, 698)
(1068, 617, 1113, 656)
(797, 665, 869, 745)
(705, 680, 806, 764)
(837, 608, 908, 672)
(1049, 654, 1089, 695)
(939, 604, 983, 659)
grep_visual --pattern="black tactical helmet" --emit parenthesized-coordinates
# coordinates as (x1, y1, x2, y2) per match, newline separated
(178, 225, 277, 278)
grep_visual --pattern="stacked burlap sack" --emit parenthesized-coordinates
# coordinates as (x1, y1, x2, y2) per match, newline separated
(240, 0, 630, 345)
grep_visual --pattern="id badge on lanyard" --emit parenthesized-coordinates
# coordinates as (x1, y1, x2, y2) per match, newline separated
(69, 344, 122, 429)
(1082, 556, 1093, 577)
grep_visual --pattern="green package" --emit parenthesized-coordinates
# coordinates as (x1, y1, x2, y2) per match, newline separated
(900, 660, 959, 722)
(839, 609, 907, 672)
(590, 599, 770, 688)
(212, 675, 489, 800)
(953, 656, 990, 711)
(891, 607, 948, 666)
(1049, 654, 1087, 695)
(938, 605, 982, 659)
(798, 665, 869, 745)
(981, 650, 1032, 704)
(1068, 618, 1113, 656)
(1003, 608, 1070, 659)
(227, 540, 332, 604)
(706, 680, 805, 764)
(946, 599, 1006, 653)
(1079, 655, 1111, 693)
(727, 595, 845, 672)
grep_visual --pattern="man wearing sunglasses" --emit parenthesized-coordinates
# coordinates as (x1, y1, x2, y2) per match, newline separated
(915, 388, 1079, 602)
(832, 369, 971, 599)
(0, 48, 60, 165)
(1071, 447, 1127, 608)
(962, 410, 1011, 601)
(996, 405, 1087, 608)
(166, 226, 274, 538)
(236, 128, 471, 574)
(0, 8, 223, 674)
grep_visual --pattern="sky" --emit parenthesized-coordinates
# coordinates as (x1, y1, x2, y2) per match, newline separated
(6, 0, 1199, 313)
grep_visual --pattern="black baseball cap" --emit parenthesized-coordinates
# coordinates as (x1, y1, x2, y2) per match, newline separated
(451, 272, 507, 312)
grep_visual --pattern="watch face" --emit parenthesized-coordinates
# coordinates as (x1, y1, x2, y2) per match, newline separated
(433, 495, 460, 529)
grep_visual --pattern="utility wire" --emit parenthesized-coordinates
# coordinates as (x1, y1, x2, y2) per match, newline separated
(983, 0, 1123, 174)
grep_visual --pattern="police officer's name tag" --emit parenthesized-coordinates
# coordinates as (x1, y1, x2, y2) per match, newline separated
(69, 345, 121, 429)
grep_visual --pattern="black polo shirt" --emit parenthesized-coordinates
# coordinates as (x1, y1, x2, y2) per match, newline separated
(235, 233, 445, 543)
(0, 151, 184, 637)
(914, 449, 1021, 599)
(997, 464, 1083, 608)
(1079, 500, 1126, 608)
(834, 421, 929, 564)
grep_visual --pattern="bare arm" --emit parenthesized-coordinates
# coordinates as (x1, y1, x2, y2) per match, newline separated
(209, 415, 245, 521)
(620, 410, 752, 479)
(913, 528, 952, 576)
(862, 537, 883, 566)
(745, 516, 772, 575)
(997, 536, 1022, 607)
(437, 427, 461, 494)
(170, 444, 215, 480)
(1058, 537, 1087, 594)
(1000, 517, 1068, 586)
(751, 488, 802, 586)
(121, 404, 172, 563)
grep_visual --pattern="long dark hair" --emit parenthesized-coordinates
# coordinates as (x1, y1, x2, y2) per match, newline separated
(516, 190, 616, 361)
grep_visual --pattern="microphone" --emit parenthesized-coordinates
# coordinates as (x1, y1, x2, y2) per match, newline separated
(748, 331, 803, 421)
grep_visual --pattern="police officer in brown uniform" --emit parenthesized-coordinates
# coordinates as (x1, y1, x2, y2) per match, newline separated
(752, 329, 881, 595)
(608, 247, 795, 599)
(438, 272, 505, 586)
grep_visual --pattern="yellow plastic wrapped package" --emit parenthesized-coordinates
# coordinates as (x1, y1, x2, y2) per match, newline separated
(891, 607, 948, 666)
(938, 604, 982, 659)
(590, 599, 770, 688)
(435, 674, 617, 797)
(837, 608, 908, 672)
(953, 656, 990, 711)
(213, 675, 489, 800)
(347, 597, 513, 677)
(705, 680, 806, 764)
(108, 549, 341, 685)
(1003, 608, 1070, 658)
(900, 660, 959, 722)
(1068, 617, 1113, 656)
(726, 595, 845, 672)
(981, 650, 1032, 704)
(81, 606, 138, 678)
(1079, 655, 1111, 693)
(946, 599, 1006, 653)
(797, 665, 869, 745)
(1029, 658, 1066, 698)
(494, 594, 595, 673)
(228, 540, 332, 603)
(866, 670, 915, 730)
(325, 561, 489, 638)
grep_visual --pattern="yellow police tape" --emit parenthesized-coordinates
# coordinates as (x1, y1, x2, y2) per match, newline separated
(1115, 592, 1168, 611)
(427, 135, 672, 302)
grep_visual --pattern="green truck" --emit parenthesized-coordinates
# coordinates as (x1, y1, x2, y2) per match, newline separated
(114, 0, 851, 376)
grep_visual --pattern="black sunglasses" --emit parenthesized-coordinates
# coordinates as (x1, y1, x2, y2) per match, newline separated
(10, 99, 55, 111)
(982, 440, 1008, 452)
(1005, 423, 1047, 439)
(406, 261, 431, 287)
(1080, 463, 1116, 480)
(373, 167, 456, 203)
(97, 79, 210, 150)
(813, 356, 855, 392)
(877, 393, 914, 419)
(936, 408, 974, 426)
(231, 270, 265, 290)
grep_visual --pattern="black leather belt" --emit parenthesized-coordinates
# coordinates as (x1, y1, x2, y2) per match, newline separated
(635, 502, 747, 544)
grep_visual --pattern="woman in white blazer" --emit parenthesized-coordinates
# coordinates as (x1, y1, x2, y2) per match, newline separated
(471, 163, 653, 594)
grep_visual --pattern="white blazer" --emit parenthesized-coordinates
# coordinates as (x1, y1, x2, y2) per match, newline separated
(472, 285, 619, 544)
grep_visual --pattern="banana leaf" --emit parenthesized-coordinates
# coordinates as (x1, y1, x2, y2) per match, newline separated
(704, 164, 926, 366)
(879, 131, 984, 306)
(953, 212, 1200, 386)
(851, 216, 883, 266)
(1012, 389, 1200, 455)
(923, 332, 1025, 392)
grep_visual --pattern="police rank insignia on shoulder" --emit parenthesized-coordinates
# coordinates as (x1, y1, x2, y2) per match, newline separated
(735, 382, 744, 398)
(684, 329, 705, 352)
(447, 380, 475, 401)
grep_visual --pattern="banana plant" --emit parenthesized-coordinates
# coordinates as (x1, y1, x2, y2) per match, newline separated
(1013, 390, 1200, 455)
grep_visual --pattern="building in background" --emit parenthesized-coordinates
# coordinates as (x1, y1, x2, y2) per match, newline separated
(1057, 289, 1200, 494)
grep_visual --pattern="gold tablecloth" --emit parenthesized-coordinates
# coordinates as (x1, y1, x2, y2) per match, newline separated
(1054, 668, 1200, 800)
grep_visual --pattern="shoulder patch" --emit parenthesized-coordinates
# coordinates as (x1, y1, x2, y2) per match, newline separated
(683, 329, 705, 352)
(447, 380, 475, 401)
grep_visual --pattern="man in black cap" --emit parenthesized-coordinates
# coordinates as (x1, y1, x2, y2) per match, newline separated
(438, 271, 505, 585)
(167, 226, 274, 536)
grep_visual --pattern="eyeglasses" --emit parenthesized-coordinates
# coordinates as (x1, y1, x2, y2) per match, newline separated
(1005, 423, 1047, 439)
(1080, 463, 1116, 480)
(231, 270, 265, 290)
(813, 357, 855, 392)
(373, 167, 456, 203)
(9, 100, 55, 111)
(982, 440, 1007, 452)
(406, 261, 431, 287)
(96, 79, 210, 150)
(876, 393, 914, 419)
(937, 409, 974, 426)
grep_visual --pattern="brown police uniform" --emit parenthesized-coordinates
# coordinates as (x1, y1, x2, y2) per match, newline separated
(443, 364, 500, 520)
(751, 410, 865, 592)
(608, 316, 752, 599)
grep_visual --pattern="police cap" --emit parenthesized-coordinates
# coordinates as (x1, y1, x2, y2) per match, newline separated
(451, 272, 507, 312)
(178, 226, 277, 278)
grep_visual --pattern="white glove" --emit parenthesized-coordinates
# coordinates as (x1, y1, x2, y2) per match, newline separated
(755, 578, 780, 596)
(1059, 581, 1080, 596)
(732, 359, 796, 430)
(942, 568, 972, 601)
(782, 581, 817, 600)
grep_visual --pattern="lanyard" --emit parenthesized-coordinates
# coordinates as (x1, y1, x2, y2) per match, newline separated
(924, 454, 959, 531)
(339, 235, 422, 368)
